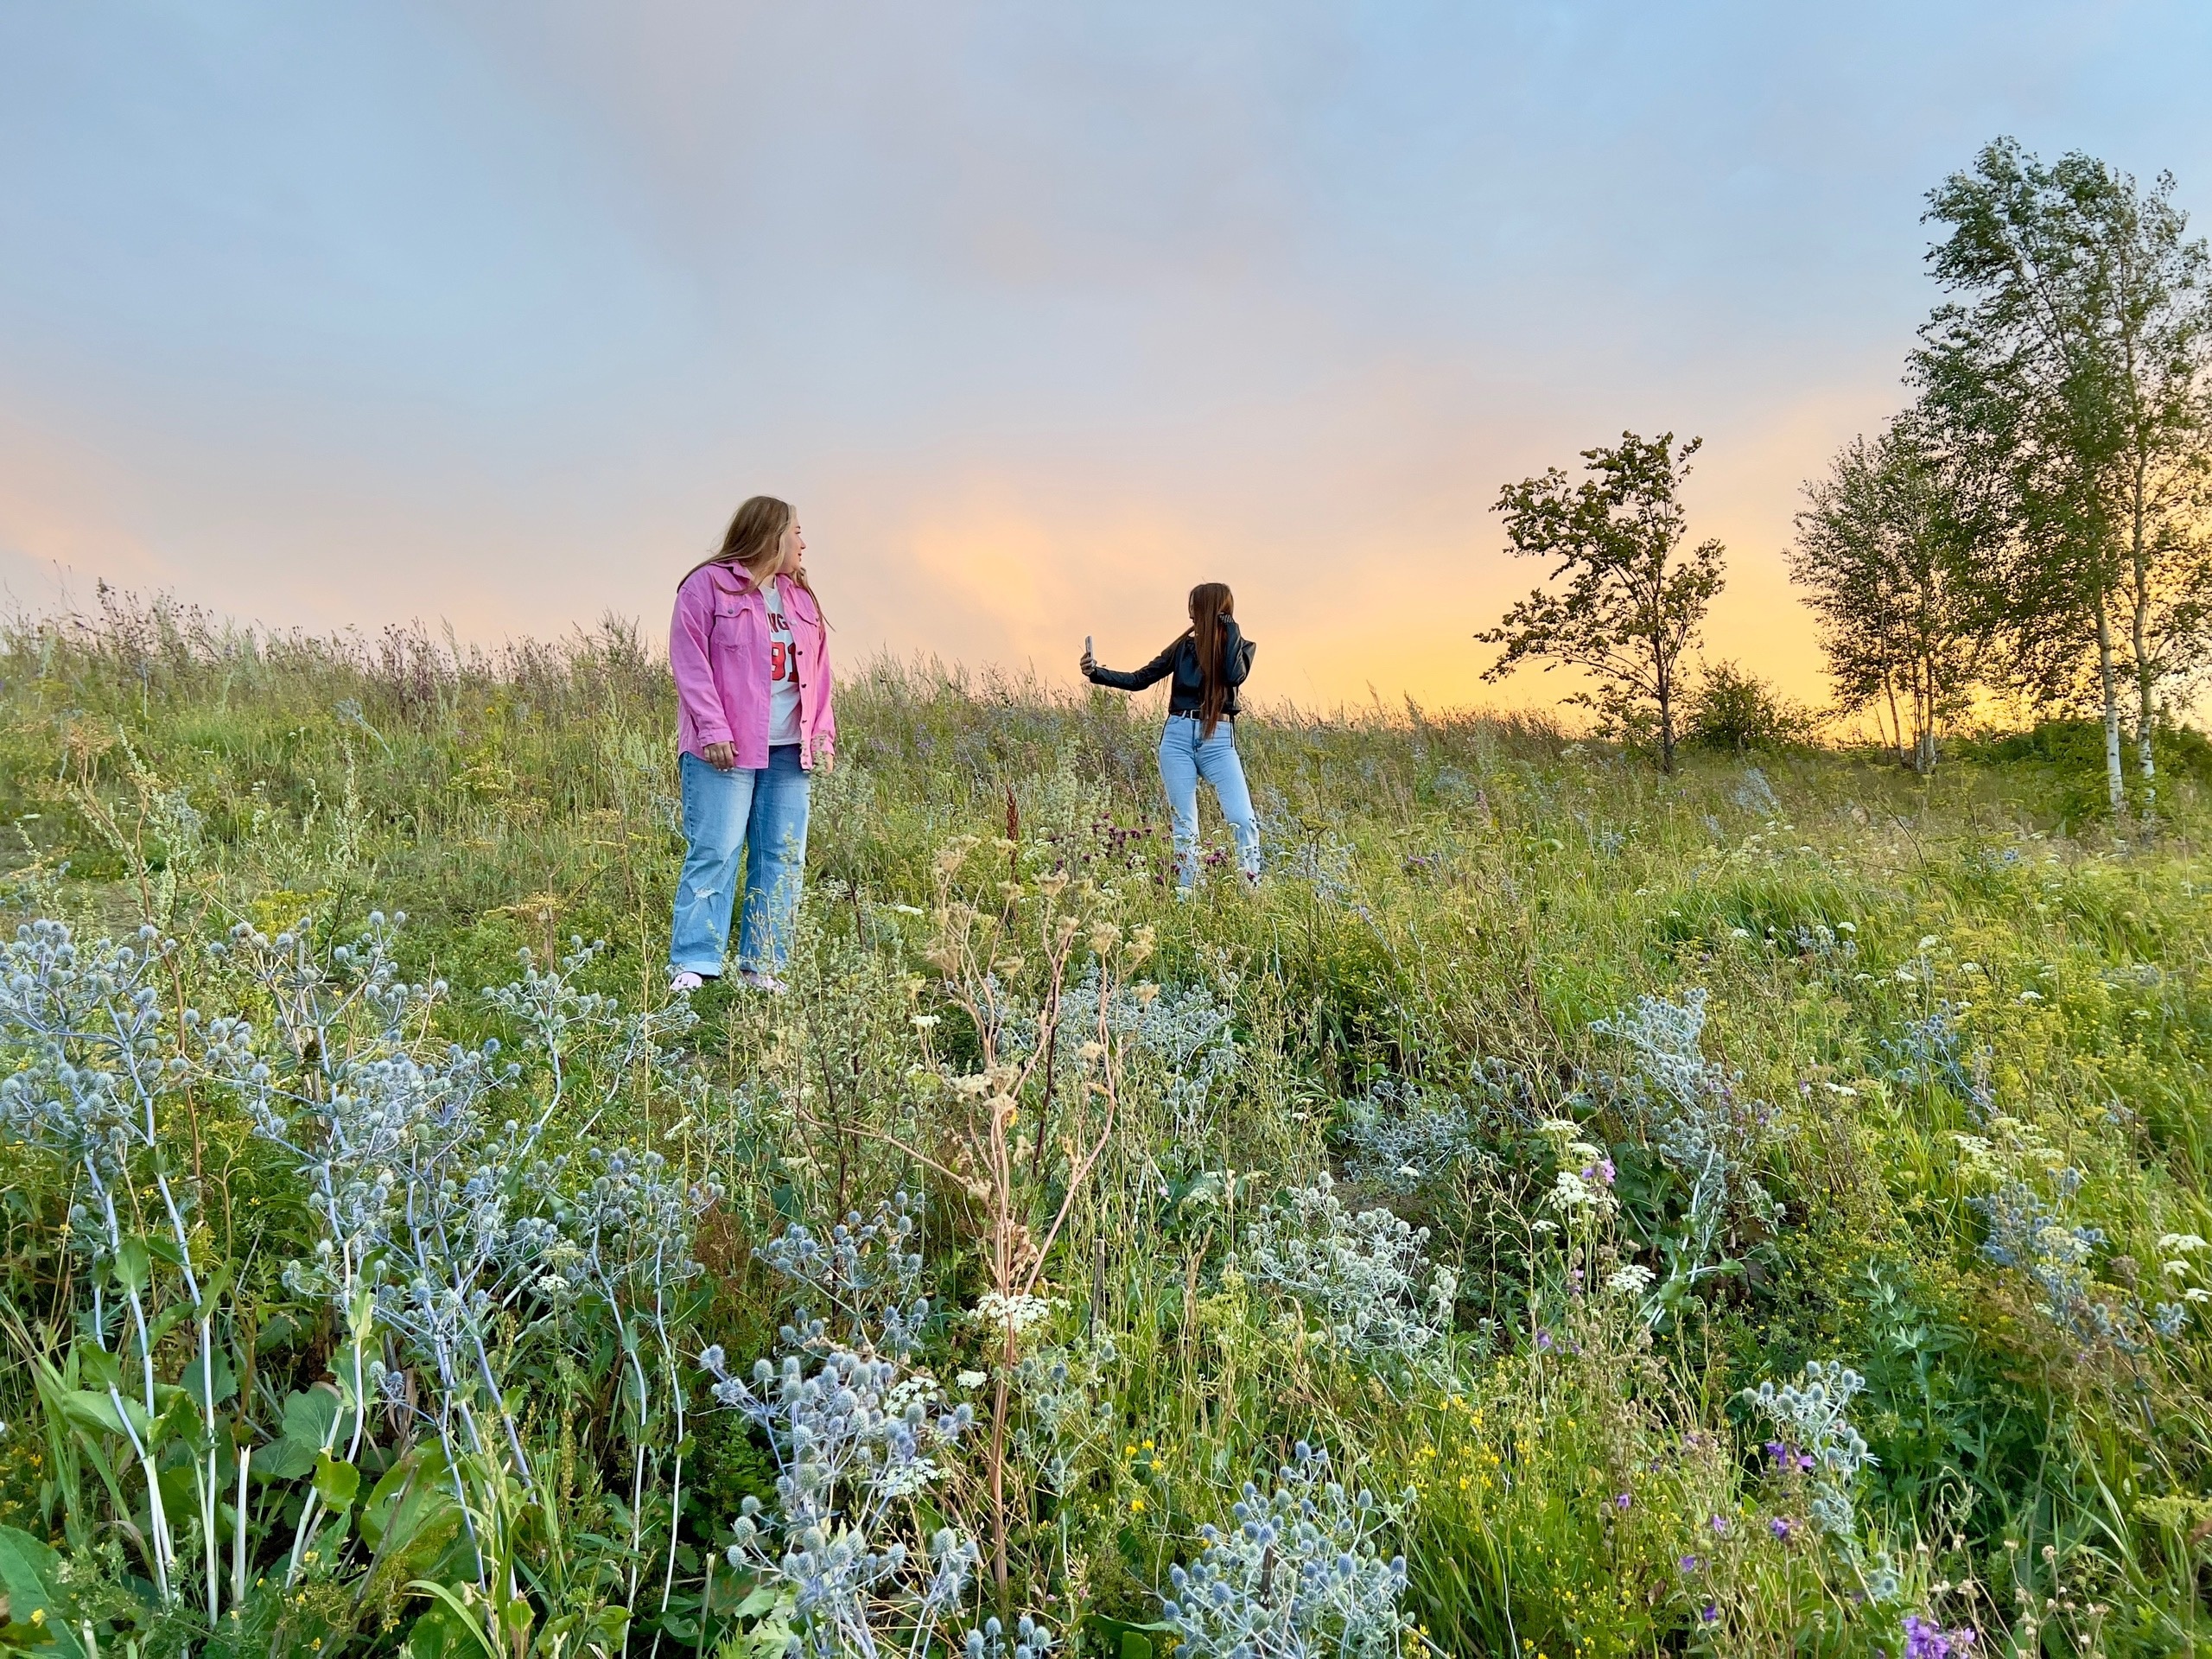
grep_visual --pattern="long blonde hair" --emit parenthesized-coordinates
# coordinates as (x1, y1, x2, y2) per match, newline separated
(682, 496, 829, 622)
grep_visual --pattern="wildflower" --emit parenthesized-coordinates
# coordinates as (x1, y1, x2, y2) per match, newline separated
(1701, 1604, 1719, 1624)
(1614, 1493, 1631, 1510)
(1710, 1514, 1728, 1534)
(1902, 1613, 1975, 1657)
(1241, 1173, 1453, 1363)
(956, 1370, 987, 1389)
(1770, 1516, 1792, 1540)
(1160, 1443, 1408, 1659)
(1606, 1263, 1656, 1296)
(1679, 1556, 1700, 1573)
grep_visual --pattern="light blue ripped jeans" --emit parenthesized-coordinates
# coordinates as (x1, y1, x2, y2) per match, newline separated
(670, 746, 811, 976)
(1158, 715, 1260, 887)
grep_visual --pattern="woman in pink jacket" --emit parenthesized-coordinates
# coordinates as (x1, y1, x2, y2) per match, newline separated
(667, 496, 836, 994)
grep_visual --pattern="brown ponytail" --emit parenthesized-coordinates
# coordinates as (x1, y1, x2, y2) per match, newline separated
(1189, 582, 1234, 737)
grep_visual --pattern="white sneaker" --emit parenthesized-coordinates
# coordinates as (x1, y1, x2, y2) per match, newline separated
(739, 969, 788, 995)
(669, 970, 707, 993)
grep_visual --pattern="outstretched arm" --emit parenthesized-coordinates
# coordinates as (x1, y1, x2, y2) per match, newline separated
(1084, 639, 1180, 692)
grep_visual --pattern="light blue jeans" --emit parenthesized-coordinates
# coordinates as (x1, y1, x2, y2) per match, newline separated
(671, 746, 811, 976)
(1158, 715, 1260, 887)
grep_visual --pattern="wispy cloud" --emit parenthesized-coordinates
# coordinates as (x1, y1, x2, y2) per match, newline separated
(1, 2, 2207, 706)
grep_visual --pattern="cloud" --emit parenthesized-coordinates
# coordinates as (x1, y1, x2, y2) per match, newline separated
(0, 1, 2208, 711)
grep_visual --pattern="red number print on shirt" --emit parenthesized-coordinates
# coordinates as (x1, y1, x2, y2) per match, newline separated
(766, 601, 799, 683)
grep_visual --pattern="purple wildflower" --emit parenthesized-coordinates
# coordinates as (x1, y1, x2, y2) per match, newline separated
(1902, 1616, 1975, 1659)
(1580, 1157, 1617, 1186)
(1535, 1329, 1554, 1351)
(1614, 1493, 1632, 1510)
(1770, 1516, 1792, 1541)
(1679, 1556, 1700, 1573)
(1701, 1604, 1719, 1624)
(1710, 1514, 1729, 1534)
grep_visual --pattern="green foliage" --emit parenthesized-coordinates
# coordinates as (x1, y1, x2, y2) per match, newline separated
(0, 595, 2208, 1654)
(1682, 663, 1815, 756)
(1789, 415, 1986, 773)
(1912, 137, 2212, 816)
(1479, 431, 1727, 773)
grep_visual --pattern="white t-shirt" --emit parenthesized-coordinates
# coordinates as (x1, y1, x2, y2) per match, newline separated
(763, 578, 803, 745)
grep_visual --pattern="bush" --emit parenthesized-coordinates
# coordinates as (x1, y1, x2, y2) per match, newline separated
(1684, 662, 1816, 753)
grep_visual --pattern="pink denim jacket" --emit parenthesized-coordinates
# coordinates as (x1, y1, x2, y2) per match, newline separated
(670, 563, 837, 770)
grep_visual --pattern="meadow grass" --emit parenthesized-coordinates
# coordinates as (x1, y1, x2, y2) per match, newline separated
(0, 592, 2207, 1656)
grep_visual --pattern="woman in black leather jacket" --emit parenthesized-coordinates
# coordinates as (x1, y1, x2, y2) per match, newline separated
(1082, 582, 1259, 893)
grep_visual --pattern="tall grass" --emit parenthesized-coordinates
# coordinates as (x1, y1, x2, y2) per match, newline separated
(0, 588, 2207, 1657)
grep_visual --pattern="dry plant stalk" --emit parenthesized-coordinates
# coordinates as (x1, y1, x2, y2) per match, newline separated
(799, 834, 1155, 1602)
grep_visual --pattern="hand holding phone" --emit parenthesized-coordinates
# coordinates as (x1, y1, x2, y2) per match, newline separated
(1080, 634, 1096, 676)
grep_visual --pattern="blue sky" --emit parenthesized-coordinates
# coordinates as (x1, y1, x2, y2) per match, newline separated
(3, 2, 2209, 707)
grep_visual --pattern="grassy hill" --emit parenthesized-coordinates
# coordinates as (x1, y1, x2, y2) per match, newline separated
(1, 595, 2209, 1656)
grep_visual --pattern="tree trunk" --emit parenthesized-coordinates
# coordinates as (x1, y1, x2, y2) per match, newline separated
(1883, 676, 1907, 768)
(2127, 461, 2158, 813)
(2095, 594, 2126, 818)
(1656, 665, 1675, 775)
(1915, 662, 1936, 777)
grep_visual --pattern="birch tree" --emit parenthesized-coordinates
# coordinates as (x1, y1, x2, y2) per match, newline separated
(1789, 415, 1985, 773)
(1914, 137, 2212, 816)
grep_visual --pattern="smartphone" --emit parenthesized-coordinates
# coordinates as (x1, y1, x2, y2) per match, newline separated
(1085, 635, 1094, 656)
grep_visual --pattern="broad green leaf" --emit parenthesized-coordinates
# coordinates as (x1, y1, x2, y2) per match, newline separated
(148, 1388, 200, 1449)
(0, 1526, 87, 1659)
(280, 1388, 340, 1452)
(361, 1452, 463, 1573)
(251, 1436, 316, 1482)
(74, 1347, 122, 1395)
(312, 1451, 360, 1510)
(111, 1237, 150, 1294)
(726, 1584, 796, 1659)
(55, 1389, 128, 1440)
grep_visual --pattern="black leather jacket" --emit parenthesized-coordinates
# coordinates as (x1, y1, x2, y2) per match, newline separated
(1086, 620, 1255, 720)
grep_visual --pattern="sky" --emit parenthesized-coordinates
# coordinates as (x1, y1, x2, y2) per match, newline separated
(3, 2, 2211, 713)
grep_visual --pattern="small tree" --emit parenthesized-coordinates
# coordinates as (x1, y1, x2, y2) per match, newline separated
(1789, 416, 1984, 773)
(1914, 137, 2212, 814)
(1478, 431, 1726, 772)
